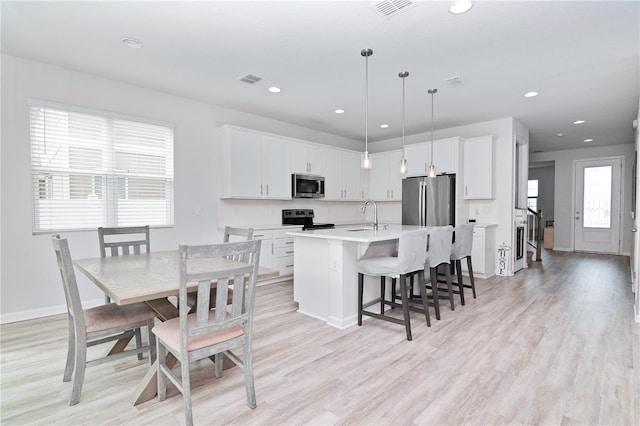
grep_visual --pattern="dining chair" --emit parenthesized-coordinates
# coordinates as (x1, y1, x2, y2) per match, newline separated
(223, 226, 255, 243)
(51, 235, 157, 406)
(449, 224, 476, 305)
(98, 225, 150, 304)
(152, 239, 262, 426)
(356, 229, 431, 341)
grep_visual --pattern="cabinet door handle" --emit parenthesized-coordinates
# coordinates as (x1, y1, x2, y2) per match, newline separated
(266, 184, 269, 196)
(286, 264, 294, 268)
(286, 251, 294, 254)
(387, 190, 389, 199)
(361, 190, 364, 198)
(344, 189, 347, 198)
(465, 186, 468, 196)
(285, 241, 294, 245)
(391, 189, 394, 199)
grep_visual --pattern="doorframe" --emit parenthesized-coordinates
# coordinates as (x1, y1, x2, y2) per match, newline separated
(571, 155, 625, 254)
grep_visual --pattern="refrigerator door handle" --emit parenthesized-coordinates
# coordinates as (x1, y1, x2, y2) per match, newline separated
(419, 181, 426, 226)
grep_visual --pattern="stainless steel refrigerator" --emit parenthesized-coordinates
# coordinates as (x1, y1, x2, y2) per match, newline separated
(402, 175, 456, 226)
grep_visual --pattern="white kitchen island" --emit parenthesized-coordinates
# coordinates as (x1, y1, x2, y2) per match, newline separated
(287, 224, 422, 329)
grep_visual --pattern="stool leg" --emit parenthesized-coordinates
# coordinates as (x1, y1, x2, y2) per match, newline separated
(430, 267, 441, 320)
(381, 276, 387, 314)
(399, 274, 412, 341)
(456, 259, 465, 305)
(417, 270, 431, 327)
(467, 256, 477, 298)
(444, 264, 455, 311)
(358, 273, 364, 326)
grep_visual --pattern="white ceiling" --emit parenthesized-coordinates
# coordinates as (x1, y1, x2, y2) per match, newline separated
(2, 1, 638, 153)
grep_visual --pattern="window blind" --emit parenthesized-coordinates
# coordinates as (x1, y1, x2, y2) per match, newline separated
(30, 104, 174, 233)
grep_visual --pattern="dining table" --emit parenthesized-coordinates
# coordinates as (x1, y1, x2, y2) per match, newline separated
(73, 250, 279, 406)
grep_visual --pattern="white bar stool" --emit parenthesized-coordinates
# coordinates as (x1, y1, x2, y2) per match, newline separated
(356, 229, 431, 341)
(424, 225, 455, 320)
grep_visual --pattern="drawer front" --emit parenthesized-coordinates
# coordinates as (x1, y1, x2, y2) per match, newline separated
(473, 227, 485, 238)
(274, 237, 294, 249)
(275, 246, 295, 257)
(274, 256, 294, 276)
(253, 230, 274, 240)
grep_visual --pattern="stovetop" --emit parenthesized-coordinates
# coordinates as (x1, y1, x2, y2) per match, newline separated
(282, 209, 334, 230)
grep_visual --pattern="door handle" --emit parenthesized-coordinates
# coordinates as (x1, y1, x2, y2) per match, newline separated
(632, 228, 638, 233)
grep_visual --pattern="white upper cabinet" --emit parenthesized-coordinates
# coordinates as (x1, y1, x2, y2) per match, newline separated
(370, 150, 403, 201)
(463, 135, 494, 199)
(403, 137, 460, 176)
(292, 142, 324, 175)
(220, 126, 291, 199)
(322, 148, 363, 201)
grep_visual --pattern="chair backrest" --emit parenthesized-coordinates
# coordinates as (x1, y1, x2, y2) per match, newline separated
(223, 226, 255, 243)
(98, 226, 150, 257)
(396, 229, 430, 274)
(177, 240, 262, 353)
(451, 224, 474, 260)
(51, 235, 86, 331)
(425, 225, 454, 267)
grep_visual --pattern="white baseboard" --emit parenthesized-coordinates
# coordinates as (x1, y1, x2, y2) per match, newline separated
(0, 298, 103, 324)
(553, 247, 572, 252)
(635, 304, 640, 323)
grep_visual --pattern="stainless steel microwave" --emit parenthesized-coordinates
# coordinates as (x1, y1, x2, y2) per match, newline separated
(292, 173, 325, 198)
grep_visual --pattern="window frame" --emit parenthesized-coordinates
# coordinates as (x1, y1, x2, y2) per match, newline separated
(29, 99, 175, 234)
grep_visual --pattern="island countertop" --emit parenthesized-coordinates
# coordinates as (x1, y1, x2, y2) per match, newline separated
(286, 224, 423, 243)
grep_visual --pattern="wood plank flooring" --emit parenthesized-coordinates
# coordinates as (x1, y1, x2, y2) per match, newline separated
(2, 250, 638, 425)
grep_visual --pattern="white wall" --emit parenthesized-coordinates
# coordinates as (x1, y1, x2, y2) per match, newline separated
(0, 54, 361, 322)
(530, 144, 635, 253)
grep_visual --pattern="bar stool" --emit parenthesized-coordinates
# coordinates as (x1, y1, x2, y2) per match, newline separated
(449, 224, 476, 305)
(424, 225, 455, 320)
(356, 229, 430, 341)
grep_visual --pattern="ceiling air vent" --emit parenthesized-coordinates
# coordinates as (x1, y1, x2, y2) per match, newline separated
(445, 75, 464, 85)
(239, 74, 262, 84)
(371, 0, 415, 19)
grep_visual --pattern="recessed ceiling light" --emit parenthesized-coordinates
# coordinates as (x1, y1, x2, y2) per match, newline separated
(335, 109, 345, 114)
(380, 124, 389, 128)
(557, 133, 564, 137)
(268, 86, 282, 93)
(524, 91, 539, 98)
(573, 120, 586, 124)
(584, 138, 594, 142)
(121, 37, 144, 49)
(449, 0, 473, 14)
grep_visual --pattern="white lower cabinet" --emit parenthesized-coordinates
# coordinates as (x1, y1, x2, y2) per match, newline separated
(252, 228, 298, 278)
(462, 224, 496, 279)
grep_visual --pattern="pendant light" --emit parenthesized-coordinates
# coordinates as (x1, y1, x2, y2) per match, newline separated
(361, 48, 373, 169)
(399, 71, 409, 174)
(427, 88, 438, 178)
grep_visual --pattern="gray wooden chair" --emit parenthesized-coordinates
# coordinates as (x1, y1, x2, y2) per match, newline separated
(223, 226, 254, 243)
(51, 235, 157, 406)
(424, 225, 455, 320)
(98, 225, 150, 304)
(152, 239, 262, 426)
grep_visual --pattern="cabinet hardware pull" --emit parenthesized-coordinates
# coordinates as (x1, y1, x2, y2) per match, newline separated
(286, 264, 294, 268)
(260, 184, 263, 196)
(285, 241, 293, 244)
(266, 184, 269, 196)
(286, 251, 294, 254)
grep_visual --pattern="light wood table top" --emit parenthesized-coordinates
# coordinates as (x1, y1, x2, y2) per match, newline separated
(74, 250, 279, 305)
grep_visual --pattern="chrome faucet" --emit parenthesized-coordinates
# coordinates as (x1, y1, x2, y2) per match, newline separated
(361, 199, 378, 230)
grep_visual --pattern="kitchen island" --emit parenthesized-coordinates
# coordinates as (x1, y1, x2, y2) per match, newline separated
(287, 224, 422, 329)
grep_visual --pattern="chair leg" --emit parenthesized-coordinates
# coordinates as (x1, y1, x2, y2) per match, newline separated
(398, 274, 412, 341)
(456, 259, 465, 305)
(181, 356, 193, 426)
(467, 256, 477, 298)
(214, 353, 223, 378)
(357, 273, 364, 326)
(134, 327, 144, 360)
(157, 342, 167, 402)
(444, 265, 455, 311)
(69, 335, 87, 406)
(63, 317, 75, 382)
(430, 267, 441, 320)
(147, 320, 157, 365)
(104, 294, 111, 304)
(380, 276, 386, 314)
(243, 342, 257, 409)
(417, 270, 431, 327)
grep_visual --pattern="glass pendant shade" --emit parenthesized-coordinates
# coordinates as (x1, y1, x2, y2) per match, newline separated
(399, 158, 407, 174)
(428, 163, 437, 178)
(362, 151, 371, 169)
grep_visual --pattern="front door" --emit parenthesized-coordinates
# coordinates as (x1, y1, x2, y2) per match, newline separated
(574, 158, 622, 254)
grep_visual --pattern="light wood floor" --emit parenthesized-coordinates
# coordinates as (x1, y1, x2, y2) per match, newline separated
(2, 250, 639, 425)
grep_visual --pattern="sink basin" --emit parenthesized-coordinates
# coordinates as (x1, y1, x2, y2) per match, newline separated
(346, 228, 373, 232)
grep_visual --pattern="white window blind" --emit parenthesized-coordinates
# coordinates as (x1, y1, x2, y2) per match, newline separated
(30, 104, 174, 233)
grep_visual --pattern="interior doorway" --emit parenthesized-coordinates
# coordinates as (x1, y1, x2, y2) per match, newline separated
(574, 158, 622, 254)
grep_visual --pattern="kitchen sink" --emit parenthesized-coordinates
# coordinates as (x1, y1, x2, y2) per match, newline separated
(346, 228, 372, 232)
